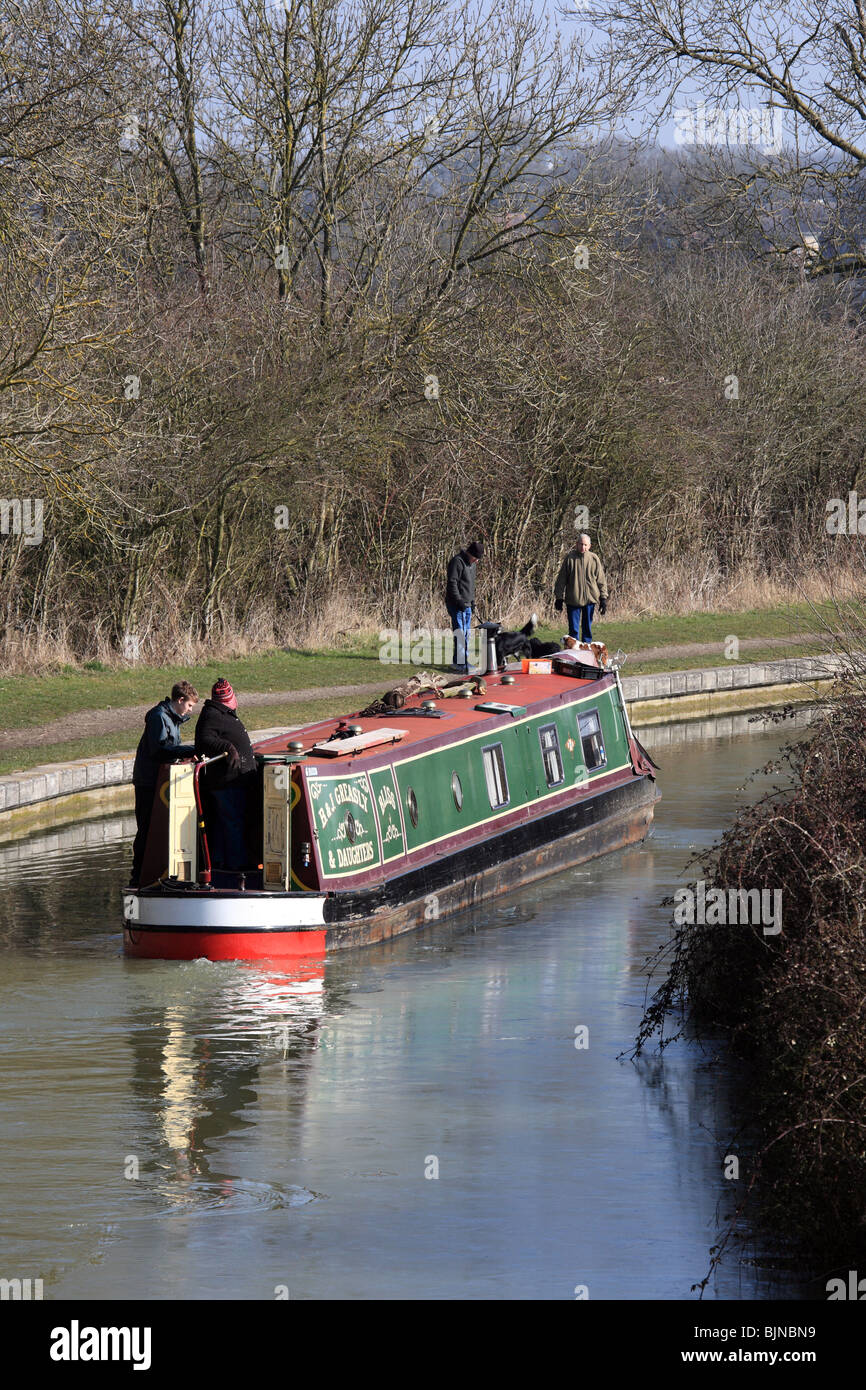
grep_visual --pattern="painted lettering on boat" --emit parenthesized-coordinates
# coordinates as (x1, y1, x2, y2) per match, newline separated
(377, 782, 397, 815)
(369, 767, 406, 862)
(333, 841, 376, 868)
(315, 780, 370, 828)
(308, 772, 383, 878)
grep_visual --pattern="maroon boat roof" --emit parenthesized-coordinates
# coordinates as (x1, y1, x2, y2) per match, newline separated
(253, 668, 612, 765)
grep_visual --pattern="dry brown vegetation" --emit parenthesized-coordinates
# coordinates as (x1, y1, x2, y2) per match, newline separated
(636, 666, 866, 1271)
(3, 0, 866, 672)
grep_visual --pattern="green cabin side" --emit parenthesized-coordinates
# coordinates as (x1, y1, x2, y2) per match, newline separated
(307, 681, 631, 880)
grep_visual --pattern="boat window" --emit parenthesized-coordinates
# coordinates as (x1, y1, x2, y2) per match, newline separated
(406, 786, 419, 827)
(482, 743, 509, 808)
(539, 723, 564, 787)
(578, 709, 606, 771)
(451, 770, 464, 810)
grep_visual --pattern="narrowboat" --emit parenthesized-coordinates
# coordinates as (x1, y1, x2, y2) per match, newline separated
(121, 648, 659, 961)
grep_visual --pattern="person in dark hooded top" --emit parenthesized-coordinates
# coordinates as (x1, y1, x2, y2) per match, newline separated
(194, 677, 256, 870)
(130, 679, 198, 886)
(445, 539, 483, 673)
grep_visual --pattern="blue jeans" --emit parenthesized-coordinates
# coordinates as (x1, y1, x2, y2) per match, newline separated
(567, 603, 595, 642)
(446, 603, 472, 670)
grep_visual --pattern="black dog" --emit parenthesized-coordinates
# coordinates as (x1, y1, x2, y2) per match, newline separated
(494, 615, 561, 668)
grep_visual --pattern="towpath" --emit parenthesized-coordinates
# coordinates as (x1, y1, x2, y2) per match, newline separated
(0, 632, 822, 753)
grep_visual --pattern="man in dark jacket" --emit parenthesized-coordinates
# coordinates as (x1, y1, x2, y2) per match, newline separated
(445, 539, 483, 674)
(130, 680, 198, 885)
(194, 677, 256, 871)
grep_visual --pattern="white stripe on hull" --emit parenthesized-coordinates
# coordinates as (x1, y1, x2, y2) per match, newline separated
(124, 893, 327, 930)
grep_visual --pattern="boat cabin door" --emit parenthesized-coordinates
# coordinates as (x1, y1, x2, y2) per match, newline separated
(167, 762, 198, 882)
(262, 763, 292, 890)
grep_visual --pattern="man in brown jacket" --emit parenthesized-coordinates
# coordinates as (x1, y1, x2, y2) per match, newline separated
(554, 533, 608, 642)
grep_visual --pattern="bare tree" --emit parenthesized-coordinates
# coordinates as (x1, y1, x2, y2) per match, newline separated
(0, 0, 134, 501)
(121, 0, 214, 293)
(572, 0, 866, 278)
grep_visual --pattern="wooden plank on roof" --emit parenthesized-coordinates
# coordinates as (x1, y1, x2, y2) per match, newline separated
(311, 727, 406, 757)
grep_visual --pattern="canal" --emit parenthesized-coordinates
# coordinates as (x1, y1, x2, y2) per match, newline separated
(0, 708, 813, 1300)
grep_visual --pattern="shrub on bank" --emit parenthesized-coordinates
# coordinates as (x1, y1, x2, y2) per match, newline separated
(637, 690, 866, 1264)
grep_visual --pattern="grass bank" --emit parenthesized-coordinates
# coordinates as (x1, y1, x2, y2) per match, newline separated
(0, 696, 360, 778)
(0, 648, 405, 733)
(0, 600, 850, 777)
(1, 601, 849, 725)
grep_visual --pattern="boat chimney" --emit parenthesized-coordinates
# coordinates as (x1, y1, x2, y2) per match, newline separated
(476, 621, 501, 676)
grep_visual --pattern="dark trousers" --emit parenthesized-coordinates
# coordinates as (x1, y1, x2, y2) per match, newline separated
(131, 783, 155, 885)
(567, 603, 595, 642)
(208, 784, 249, 870)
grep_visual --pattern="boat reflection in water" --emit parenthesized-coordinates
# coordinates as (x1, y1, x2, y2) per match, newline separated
(128, 960, 326, 1214)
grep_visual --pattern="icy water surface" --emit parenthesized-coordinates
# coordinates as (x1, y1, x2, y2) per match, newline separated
(0, 709, 813, 1299)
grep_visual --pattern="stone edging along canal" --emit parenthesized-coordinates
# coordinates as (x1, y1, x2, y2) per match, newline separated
(0, 655, 843, 837)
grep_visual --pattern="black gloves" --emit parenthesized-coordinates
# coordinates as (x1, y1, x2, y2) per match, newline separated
(599, 597, 607, 616)
(554, 600, 564, 614)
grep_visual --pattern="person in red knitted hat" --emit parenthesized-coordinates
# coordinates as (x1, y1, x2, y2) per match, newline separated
(195, 677, 256, 872)
(211, 676, 237, 710)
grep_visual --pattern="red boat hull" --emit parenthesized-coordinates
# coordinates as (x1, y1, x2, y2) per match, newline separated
(123, 927, 327, 962)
